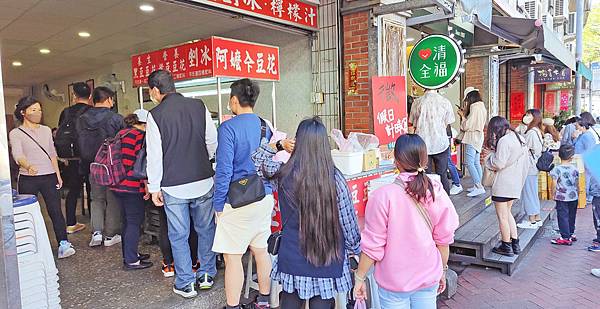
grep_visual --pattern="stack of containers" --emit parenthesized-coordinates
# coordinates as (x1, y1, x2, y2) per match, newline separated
(538, 171, 549, 200)
(574, 155, 587, 209)
(13, 193, 61, 309)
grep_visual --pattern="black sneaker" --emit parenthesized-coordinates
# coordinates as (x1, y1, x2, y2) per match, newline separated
(173, 282, 197, 298)
(492, 241, 514, 257)
(123, 260, 153, 271)
(138, 253, 150, 261)
(196, 273, 214, 290)
(511, 238, 521, 255)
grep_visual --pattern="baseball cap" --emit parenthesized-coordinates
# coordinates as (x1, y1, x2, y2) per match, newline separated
(134, 109, 149, 123)
(463, 87, 479, 100)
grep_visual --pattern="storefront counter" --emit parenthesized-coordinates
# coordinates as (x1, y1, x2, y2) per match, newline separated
(344, 164, 397, 217)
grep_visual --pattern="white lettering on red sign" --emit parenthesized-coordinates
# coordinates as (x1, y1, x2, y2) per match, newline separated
(256, 53, 266, 74)
(244, 51, 255, 73)
(304, 7, 315, 25)
(223, 0, 240, 6)
(243, 0, 262, 10)
(267, 54, 277, 74)
(200, 45, 212, 66)
(230, 49, 242, 71)
(163, 51, 168, 62)
(189, 47, 199, 68)
(350, 184, 359, 204)
(287, 3, 300, 22)
(271, 0, 283, 17)
(215, 47, 228, 70)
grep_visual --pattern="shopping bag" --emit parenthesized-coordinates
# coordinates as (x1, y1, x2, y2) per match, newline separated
(354, 299, 367, 309)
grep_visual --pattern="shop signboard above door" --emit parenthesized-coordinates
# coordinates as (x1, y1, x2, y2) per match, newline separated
(187, 0, 318, 31)
(408, 34, 463, 90)
(131, 36, 280, 87)
(533, 65, 571, 84)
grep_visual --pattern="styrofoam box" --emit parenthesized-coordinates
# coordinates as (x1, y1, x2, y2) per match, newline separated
(331, 150, 363, 176)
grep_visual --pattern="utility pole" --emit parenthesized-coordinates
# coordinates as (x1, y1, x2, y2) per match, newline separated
(574, 0, 584, 115)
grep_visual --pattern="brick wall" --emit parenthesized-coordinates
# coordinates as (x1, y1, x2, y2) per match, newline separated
(463, 57, 487, 100)
(343, 11, 371, 135)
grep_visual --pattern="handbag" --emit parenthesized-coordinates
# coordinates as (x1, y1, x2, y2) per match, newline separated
(267, 210, 290, 255)
(131, 140, 147, 179)
(227, 118, 268, 209)
(18, 128, 52, 161)
(482, 166, 497, 187)
(533, 131, 554, 172)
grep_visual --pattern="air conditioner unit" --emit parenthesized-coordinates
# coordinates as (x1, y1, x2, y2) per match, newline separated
(554, 0, 567, 17)
(523, 0, 537, 19)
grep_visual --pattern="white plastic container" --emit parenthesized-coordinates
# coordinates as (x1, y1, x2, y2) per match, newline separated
(331, 150, 363, 175)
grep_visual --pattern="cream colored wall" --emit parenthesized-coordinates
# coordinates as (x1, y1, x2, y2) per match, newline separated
(33, 59, 139, 128)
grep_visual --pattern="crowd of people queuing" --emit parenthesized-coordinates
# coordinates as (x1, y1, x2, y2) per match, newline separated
(7, 67, 600, 308)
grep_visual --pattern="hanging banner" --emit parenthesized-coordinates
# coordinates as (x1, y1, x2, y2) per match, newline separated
(131, 37, 280, 86)
(408, 34, 463, 90)
(560, 91, 570, 111)
(533, 65, 571, 84)
(509, 92, 525, 121)
(188, 0, 318, 31)
(371, 76, 408, 146)
(544, 92, 556, 116)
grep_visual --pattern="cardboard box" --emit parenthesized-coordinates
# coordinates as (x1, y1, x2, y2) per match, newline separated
(363, 149, 379, 172)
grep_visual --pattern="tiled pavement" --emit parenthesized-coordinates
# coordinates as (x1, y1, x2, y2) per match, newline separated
(440, 203, 600, 309)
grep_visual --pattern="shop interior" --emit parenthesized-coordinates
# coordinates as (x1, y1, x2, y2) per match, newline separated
(1, 0, 315, 307)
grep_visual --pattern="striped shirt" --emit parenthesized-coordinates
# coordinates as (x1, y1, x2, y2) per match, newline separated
(111, 128, 145, 193)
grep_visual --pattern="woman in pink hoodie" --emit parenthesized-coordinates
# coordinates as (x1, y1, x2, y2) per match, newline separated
(354, 134, 459, 308)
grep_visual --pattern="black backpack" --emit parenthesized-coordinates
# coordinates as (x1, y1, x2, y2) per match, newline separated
(77, 112, 114, 164)
(532, 131, 554, 172)
(54, 105, 90, 158)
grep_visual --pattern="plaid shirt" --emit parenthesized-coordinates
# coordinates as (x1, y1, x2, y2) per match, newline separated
(252, 143, 361, 299)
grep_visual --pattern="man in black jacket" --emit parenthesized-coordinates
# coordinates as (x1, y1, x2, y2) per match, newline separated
(57, 82, 91, 235)
(77, 86, 125, 248)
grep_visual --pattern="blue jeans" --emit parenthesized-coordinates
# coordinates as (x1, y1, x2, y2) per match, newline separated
(162, 189, 217, 289)
(447, 157, 460, 186)
(464, 144, 483, 186)
(555, 200, 577, 239)
(378, 284, 439, 309)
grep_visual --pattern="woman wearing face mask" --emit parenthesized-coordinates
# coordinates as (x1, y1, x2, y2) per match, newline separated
(574, 112, 599, 207)
(517, 109, 544, 230)
(9, 96, 76, 259)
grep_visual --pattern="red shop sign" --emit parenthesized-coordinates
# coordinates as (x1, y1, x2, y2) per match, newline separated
(371, 76, 408, 146)
(509, 92, 525, 121)
(131, 36, 280, 87)
(188, 0, 318, 31)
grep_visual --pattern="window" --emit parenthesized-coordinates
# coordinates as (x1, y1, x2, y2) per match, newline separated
(555, 0, 564, 16)
(568, 12, 575, 34)
(524, 0, 537, 18)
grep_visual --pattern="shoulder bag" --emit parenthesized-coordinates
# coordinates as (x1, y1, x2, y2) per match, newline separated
(532, 130, 554, 172)
(18, 128, 52, 161)
(227, 118, 269, 208)
(393, 178, 433, 232)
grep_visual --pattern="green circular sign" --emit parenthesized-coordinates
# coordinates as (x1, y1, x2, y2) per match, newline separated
(409, 34, 463, 90)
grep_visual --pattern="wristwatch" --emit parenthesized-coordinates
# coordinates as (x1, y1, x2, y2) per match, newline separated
(276, 140, 284, 152)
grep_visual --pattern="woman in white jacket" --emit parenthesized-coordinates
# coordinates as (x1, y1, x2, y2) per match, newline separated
(517, 109, 544, 229)
(457, 87, 487, 197)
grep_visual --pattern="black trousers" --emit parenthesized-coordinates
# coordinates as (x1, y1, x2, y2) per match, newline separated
(63, 160, 90, 225)
(427, 147, 451, 194)
(114, 191, 146, 264)
(592, 197, 600, 242)
(18, 174, 68, 243)
(280, 291, 335, 309)
(556, 200, 578, 239)
(158, 205, 198, 264)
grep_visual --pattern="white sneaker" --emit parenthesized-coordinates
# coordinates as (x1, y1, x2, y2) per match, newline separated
(89, 232, 103, 247)
(467, 187, 486, 197)
(517, 221, 539, 229)
(466, 186, 477, 193)
(58, 241, 76, 259)
(592, 269, 600, 278)
(536, 221, 544, 228)
(104, 234, 122, 247)
(450, 185, 463, 196)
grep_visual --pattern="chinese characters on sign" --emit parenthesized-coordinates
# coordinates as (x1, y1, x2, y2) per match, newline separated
(533, 65, 571, 84)
(408, 34, 462, 90)
(189, 0, 317, 30)
(544, 92, 556, 116)
(131, 37, 280, 86)
(371, 76, 407, 145)
(560, 91, 570, 111)
(348, 62, 358, 95)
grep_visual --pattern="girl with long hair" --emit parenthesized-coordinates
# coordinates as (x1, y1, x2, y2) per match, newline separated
(354, 134, 459, 308)
(457, 87, 487, 197)
(517, 109, 544, 229)
(542, 118, 560, 151)
(9, 96, 75, 259)
(252, 117, 360, 309)
(484, 116, 530, 256)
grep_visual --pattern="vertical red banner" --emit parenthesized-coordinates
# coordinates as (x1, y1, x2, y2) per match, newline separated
(371, 76, 407, 145)
(510, 92, 525, 121)
(544, 92, 556, 116)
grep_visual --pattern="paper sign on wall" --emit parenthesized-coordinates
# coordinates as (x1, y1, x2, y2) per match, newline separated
(371, 76, 407, 146)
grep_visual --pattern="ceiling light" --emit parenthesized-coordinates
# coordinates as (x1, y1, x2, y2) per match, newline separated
(139, 4, 155, 12)
(12, 61, 22, 67)
(406, 37, 415, 42)
(39, 48, 51, 54)
(78, 31, 91, 38)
